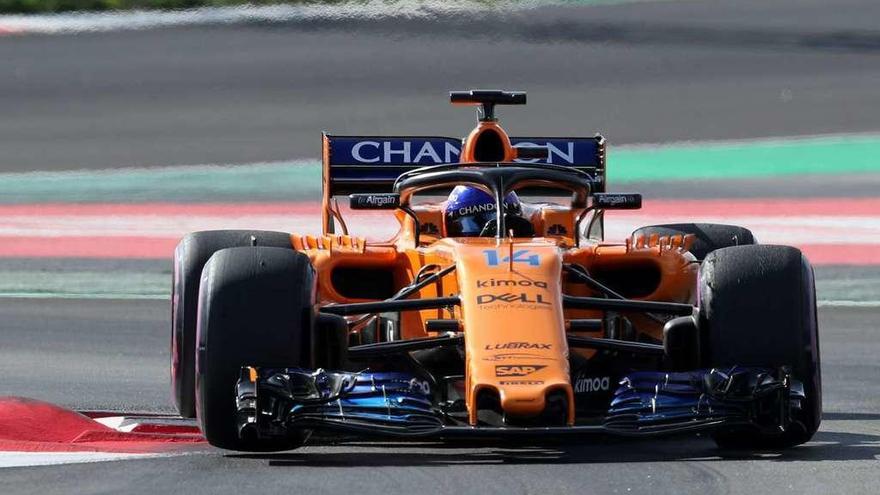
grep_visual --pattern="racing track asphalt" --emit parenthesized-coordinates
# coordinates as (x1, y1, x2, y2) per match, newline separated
(2, 0, 880, 171)
(3, 0, 880, 492)
(1, 297, 879, 494)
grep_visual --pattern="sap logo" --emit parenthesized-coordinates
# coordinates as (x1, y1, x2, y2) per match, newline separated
(351, 141, 461, 164)
(574, 375, 611, 394)
(495, 365, 546, 377)
(483, 249, 540, 267)
(476, 292, 550, 306)
(476, 279, 548, 289)
(513, 142, 575, 165)
(485, 342, 552, 350)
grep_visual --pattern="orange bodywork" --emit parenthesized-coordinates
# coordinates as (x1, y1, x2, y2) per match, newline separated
(453, 240, 572, 423)
(301, 121, 699, 424)
(459, 120, 517, 163)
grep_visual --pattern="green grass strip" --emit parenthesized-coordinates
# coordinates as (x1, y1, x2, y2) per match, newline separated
(0, 270, 169, 298)
(0, 161, 321, 204)
(608, 134, 880, 182)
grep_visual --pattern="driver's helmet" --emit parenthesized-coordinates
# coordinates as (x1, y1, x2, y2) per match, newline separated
(445, 185, 523, 237)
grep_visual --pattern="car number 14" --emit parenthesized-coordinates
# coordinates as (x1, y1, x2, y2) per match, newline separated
(483, 249, 540, 267)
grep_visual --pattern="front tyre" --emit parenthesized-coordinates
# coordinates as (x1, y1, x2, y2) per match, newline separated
(171, 230, 293, 418)
(195, 247, 315, 451)
(699, 245, 821, 449)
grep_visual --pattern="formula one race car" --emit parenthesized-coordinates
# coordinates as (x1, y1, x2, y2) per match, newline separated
(170, 90, 821, 451)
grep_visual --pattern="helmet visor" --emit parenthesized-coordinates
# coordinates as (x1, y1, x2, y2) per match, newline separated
(446, 210, 496, 237)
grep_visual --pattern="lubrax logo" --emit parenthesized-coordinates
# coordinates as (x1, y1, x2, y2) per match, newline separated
(495, 365, 546, 377)
(476, 279, 548, 289)
(476, 293, 550, 305)
(485, 342, 552, 350)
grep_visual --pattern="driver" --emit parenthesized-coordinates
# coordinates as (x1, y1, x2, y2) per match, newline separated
(444, 185, 534, 237)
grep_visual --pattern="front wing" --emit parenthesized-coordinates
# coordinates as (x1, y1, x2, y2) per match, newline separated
(234, 366, 802, 441)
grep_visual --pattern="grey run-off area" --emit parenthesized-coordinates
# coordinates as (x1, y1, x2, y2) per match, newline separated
(3, 0, 880, 171)
(0, 297, 878, 494)
(2, 0, 880, 492)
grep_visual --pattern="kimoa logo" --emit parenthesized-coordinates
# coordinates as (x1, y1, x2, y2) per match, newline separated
(574, 375, 611, 393)
(495, 365, 547, 377)
(477, 279, 548, 289)
(485, 342, 551, 350)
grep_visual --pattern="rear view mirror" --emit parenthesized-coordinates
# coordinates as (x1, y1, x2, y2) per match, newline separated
(592, 193, 642, 210)
(349, 193, 400, 210)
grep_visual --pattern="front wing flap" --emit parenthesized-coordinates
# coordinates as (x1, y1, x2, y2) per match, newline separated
(235, 366, 800, 442)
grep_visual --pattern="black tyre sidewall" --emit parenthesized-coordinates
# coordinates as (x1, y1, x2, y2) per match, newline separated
(699, 245, 821, 448)
(170, 230, 292, 418)
(195, 246, 315, 451)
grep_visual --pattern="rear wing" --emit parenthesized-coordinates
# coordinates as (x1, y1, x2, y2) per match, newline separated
(321, 133, 606, 232)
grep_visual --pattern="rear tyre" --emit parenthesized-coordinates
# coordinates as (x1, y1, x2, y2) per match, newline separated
(195, 247, 315, 451)
(631, 223, 755, 261)
(699, 245, 821, 449)
(171, 230, 292, 418)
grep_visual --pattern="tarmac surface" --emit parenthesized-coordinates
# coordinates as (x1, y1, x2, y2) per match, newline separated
(2, 0, 880, 170)
(2, 0, 880, 492)
(1, 297, 878, 494)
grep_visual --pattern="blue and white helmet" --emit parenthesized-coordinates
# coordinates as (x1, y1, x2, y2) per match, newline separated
(445, 185, 522, 237)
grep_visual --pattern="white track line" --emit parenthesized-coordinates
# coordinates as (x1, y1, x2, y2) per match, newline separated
(0, 451, 168, 469)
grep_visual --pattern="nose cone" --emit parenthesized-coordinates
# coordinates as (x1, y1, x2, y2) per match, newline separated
(452, 240, 574, 425)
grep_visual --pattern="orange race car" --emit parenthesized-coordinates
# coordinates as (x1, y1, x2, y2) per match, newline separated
(170, 90, 821, 452)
